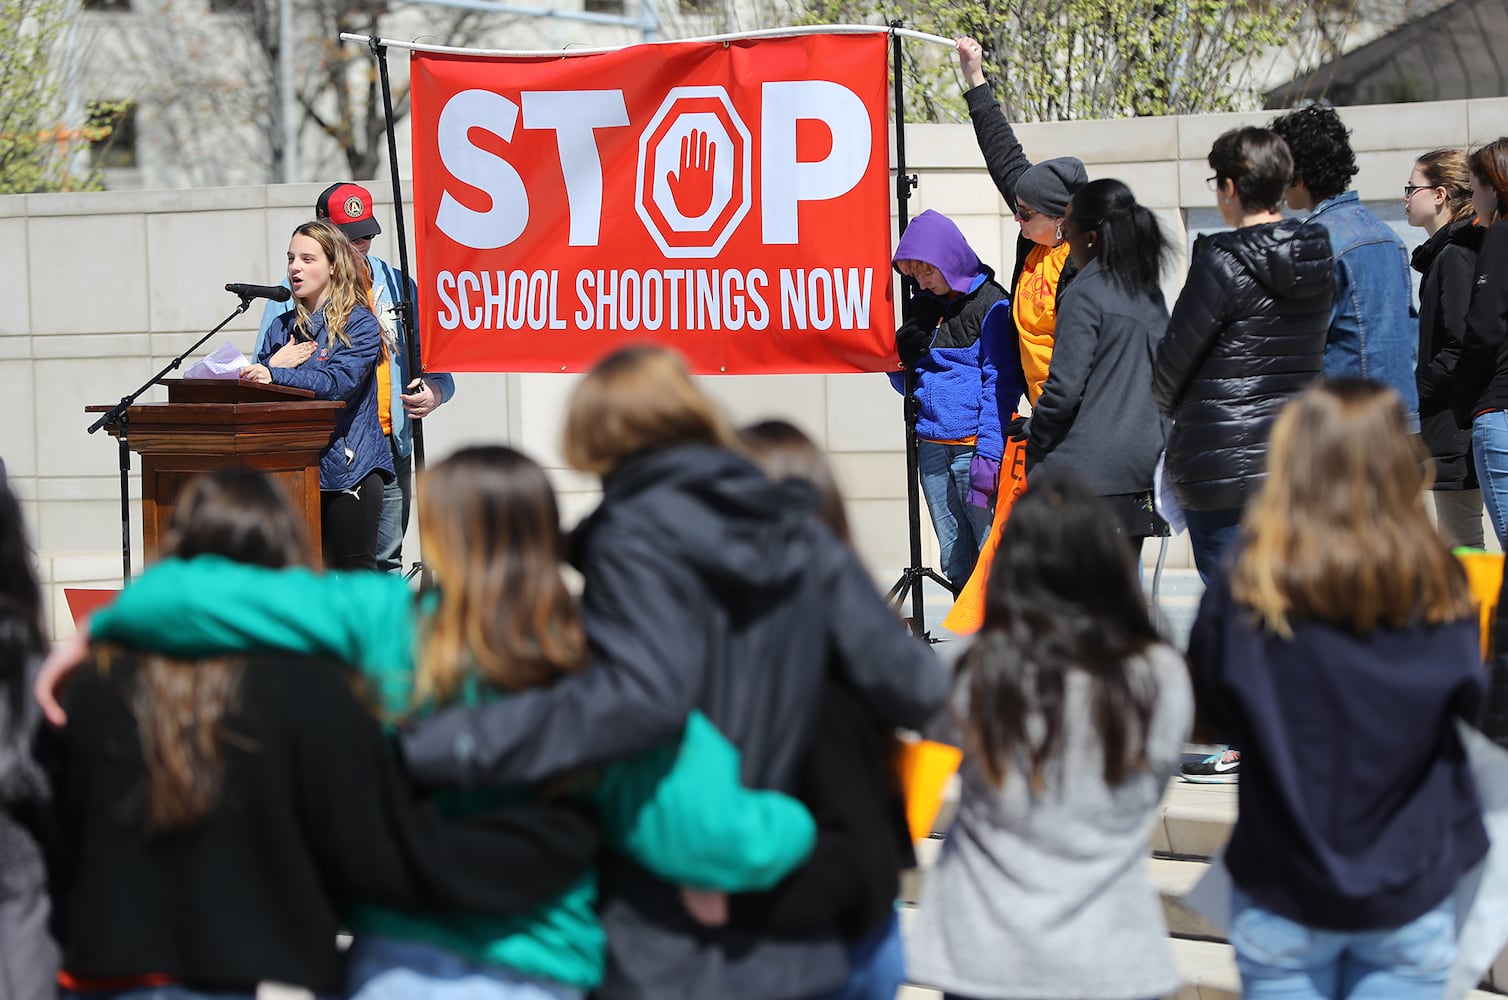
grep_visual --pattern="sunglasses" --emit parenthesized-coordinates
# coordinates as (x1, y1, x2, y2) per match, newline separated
(1014, 205, 1038, 222)
(1403, 184, 1436, 199)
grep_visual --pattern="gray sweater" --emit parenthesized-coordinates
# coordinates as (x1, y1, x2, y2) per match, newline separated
(907, 643, 1192, 1000)
(1023, 258, 1171, 495)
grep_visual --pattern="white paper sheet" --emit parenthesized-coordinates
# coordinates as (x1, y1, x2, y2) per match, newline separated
(184, 342, 249, 380)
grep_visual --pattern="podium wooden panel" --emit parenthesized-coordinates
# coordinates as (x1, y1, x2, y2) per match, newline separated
(87, 379, 343, 567)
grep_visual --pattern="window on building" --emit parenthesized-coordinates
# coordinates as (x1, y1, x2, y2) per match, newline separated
(208, 0, 253, 12)
(82, 0, 131, 10)
(87, 100, 138, 171)
(678, 0, 717, 13)
(585, 0, 625, 12)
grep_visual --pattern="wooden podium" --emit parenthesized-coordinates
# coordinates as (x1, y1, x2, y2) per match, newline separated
(87, 379, 343, 567)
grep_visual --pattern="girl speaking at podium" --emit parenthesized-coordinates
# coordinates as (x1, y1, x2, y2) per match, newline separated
(242, 220, 391, 569)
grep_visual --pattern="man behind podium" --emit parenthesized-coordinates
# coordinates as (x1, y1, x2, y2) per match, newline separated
(258, 182, 456, 575)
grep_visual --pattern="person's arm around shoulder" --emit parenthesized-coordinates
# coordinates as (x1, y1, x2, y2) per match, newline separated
(270, 308, 383, 401)
(1024, 280, 1099, 465)
(88, 557, 416, 679)
(957, 37, 1032, 212)
(1155, 241, 1232, 414)
(596, 710, 816, 893)
(289, 658, 600, 919)
(399, 531, 707, 787)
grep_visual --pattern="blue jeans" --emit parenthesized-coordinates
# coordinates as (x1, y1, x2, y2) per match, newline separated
(1184, 507, 1243, 585)
(346, 934, 584, 1000)
(810, 911, 905, 1000)
(376, 438, 411, 574)
(918, 440, 992, 587)
(1472, 411, 1508, 549)
(1230, 890, 1455, 1000)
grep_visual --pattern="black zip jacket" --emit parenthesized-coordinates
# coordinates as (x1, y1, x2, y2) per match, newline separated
(40, 652, 599, 995)
(1414, 219, 1484, 489)
(400, 444, 947, 1000)
(964, 83, 1079, 402)
(1452, 222, 1508, 425)
(1154, 221, 1335, 512)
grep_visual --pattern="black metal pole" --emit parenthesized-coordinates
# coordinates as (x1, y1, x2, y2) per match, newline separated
(884, 22, 952, 639)
(370, 37, 425, 477)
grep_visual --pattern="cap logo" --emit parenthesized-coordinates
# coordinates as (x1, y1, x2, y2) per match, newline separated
(344, 196, 365, 220)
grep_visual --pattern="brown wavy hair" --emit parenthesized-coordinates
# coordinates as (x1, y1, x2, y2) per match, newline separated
(1232, 380, 1472, 638)
(563, 345, 737, 476)
(413, 446, 586, 709)
(289, 220, 374, 349)
(127, 470, 310, 832)
(1415, 148, 1477, 224)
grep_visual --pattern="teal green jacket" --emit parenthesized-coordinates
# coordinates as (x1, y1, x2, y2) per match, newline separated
(90, 557, 816, 988)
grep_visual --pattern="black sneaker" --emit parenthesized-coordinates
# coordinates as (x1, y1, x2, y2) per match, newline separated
(1181, 747, 1240, 783)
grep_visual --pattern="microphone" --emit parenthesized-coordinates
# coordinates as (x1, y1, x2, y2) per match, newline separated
(225, 282, 292, 302)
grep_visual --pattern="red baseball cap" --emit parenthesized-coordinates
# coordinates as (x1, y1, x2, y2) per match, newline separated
(315, 182, 381, 240)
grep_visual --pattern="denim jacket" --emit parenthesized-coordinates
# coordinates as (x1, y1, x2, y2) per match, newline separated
(1306, 193, 1420, 429)
(258, 253, 456, 460)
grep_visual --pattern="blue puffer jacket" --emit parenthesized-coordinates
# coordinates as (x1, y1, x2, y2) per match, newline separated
(889, 274, 1015, 462)
(261, 306, 393, 491)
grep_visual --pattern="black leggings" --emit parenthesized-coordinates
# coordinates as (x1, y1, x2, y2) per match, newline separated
(321, 469, 384, 570)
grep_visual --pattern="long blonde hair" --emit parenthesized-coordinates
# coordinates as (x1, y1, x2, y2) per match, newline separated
(413, 446, 586, 709)
(1232, 380, 1472, 638)
(290, 220, 373, 349)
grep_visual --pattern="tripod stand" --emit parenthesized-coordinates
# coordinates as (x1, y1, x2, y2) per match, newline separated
(883, 22, 955, 639)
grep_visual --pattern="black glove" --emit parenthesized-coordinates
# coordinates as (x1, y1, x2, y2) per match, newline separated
(895, 317, 935, 366)
(1006, 415, 1028, 440)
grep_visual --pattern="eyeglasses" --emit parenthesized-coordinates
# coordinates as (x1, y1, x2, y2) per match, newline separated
(1403, 184, 1436, 199)
(1205, 175, 1221, 191)
(1014, 205, 1038, 222)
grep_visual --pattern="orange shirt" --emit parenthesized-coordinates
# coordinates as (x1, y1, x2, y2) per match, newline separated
(368, 286, 394, 437)
(1012, 242, 1071, 405)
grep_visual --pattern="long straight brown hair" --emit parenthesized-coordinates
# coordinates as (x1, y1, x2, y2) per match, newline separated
(960, 469, 1161, 791)
(413, 446, 587, 708)
(1233, 380, 1473, 637)
(125, 469, 310, 832)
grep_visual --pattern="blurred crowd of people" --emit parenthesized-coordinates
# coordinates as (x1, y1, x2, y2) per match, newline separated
(3, 34, 1508, 1000)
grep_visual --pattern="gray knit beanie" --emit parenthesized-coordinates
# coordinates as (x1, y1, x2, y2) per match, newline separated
(1013, 157, 1088, 217)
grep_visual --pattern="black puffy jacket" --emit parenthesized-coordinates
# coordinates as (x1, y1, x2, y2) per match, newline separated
(1153, 220, 1335, 512)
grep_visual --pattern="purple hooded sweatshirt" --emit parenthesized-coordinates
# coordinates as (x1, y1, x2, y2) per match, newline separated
(887, 210, 1013, 464)
(892, 210, 986, 293)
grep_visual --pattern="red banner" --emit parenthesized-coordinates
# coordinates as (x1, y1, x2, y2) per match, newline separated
(410, 34, 896, 374)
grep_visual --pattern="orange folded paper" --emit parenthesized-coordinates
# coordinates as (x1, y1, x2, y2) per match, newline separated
(894, 736, 963, 842)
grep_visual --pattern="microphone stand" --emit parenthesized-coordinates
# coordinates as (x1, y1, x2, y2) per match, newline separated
(87, 295, 256, 583)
